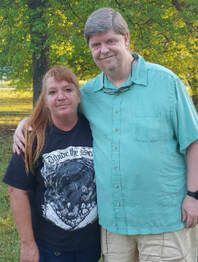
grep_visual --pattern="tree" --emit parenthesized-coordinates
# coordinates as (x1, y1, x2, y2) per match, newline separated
(0, 0, 197, 104)
(27, 0, 49, 104)
(0, 0, 31, 83)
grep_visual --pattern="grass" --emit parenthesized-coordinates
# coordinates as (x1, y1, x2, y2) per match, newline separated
(0, 89, 32, 125)
(0, 89, 32, 261)
(0, 129, 19, 261)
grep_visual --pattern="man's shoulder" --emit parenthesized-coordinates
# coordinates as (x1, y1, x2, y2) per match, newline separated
(80, 73, 103, 94)
(146, 60, 178, 81)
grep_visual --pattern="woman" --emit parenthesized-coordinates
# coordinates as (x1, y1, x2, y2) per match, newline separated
(3, 66, 100, 262)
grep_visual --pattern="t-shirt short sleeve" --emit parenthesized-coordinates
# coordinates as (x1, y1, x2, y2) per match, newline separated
(3, 153, 35, 190)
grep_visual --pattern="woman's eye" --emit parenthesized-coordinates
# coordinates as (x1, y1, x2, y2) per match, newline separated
(48, 90, 56, 95)
(64, 88, 72, 93)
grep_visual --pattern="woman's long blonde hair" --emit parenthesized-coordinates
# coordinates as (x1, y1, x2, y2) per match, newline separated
(24, 65, 80, 172)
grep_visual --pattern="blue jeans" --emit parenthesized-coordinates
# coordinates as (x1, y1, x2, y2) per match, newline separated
(38, 242, 101, 262)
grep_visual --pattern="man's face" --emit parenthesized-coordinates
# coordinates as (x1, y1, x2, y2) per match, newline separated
(88, 30, 130, 75)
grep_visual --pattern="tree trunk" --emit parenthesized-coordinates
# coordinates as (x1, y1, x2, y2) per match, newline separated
(32, 38, 49, 105)
(28, 0, 49, 105)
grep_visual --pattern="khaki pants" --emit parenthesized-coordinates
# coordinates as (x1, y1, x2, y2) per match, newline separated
(101, 227, 197, 262)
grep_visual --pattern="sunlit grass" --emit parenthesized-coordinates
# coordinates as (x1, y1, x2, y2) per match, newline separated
(0, 104, 31, 112)
(0, 89, 32, 98)
(0, 88, 32, 260)
(0, 89, 32, 126)
(0, 115, 29, 126)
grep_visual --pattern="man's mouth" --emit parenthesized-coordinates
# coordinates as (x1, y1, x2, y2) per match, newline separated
(99, 55, 114, 61)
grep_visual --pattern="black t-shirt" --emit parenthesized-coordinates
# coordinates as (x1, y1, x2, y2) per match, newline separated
(3, 114, 100, 252)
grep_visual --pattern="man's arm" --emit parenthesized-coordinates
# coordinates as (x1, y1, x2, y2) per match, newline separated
(182, 141, 198, 227)
(13, 118, 29, 154)
(8, 186, 39, 262)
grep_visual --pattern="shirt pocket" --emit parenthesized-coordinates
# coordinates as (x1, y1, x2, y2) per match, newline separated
(132, 116, 163, 142)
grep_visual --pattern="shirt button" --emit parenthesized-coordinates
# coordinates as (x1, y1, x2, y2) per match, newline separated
(114, 146, 118, 151)
(114, 128, 119, 132)
(114, 184, 120, 189)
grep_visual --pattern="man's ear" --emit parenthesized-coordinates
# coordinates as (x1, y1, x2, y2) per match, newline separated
(124, 33, 130, 49)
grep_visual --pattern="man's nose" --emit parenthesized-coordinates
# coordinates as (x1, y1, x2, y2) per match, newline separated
(100, 43, 109, 53)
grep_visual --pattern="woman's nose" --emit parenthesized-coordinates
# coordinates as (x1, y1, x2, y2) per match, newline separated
(57, 91, 66, 99)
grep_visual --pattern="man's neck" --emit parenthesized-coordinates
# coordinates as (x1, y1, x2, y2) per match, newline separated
(106, 56, 134, 88)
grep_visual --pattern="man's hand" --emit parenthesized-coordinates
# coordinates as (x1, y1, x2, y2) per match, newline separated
(20, 241, 39, 262)
(182, 195, 198, 228)
(13, 118, 28, 154)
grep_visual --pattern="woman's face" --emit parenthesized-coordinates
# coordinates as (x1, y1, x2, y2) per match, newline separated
(45, 77, 80, 122)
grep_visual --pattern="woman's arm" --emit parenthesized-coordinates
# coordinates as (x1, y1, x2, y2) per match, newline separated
(8, 186, 39, 262)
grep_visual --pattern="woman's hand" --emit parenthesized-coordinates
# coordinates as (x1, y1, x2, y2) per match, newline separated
(20, 241, 39, 262)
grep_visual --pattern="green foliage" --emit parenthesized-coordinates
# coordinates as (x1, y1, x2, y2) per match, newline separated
(0, 1, 31, 85)
(0, 0, 197, 94)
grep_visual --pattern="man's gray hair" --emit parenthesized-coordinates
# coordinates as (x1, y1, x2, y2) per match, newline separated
(84, 7, 129, 43)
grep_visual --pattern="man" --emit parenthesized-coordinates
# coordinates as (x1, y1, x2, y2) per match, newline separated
(14, 7, 198, 262)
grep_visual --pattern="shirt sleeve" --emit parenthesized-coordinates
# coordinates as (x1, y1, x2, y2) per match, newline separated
(172, 76, 198, 153)
(3, 153, 36, 190)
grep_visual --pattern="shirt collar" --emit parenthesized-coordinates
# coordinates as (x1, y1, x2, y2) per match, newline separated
(92, 53, 148, 93)
(131, 54, 148, 86)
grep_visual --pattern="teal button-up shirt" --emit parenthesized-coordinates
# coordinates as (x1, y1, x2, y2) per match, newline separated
(80, 55, 198, 234)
